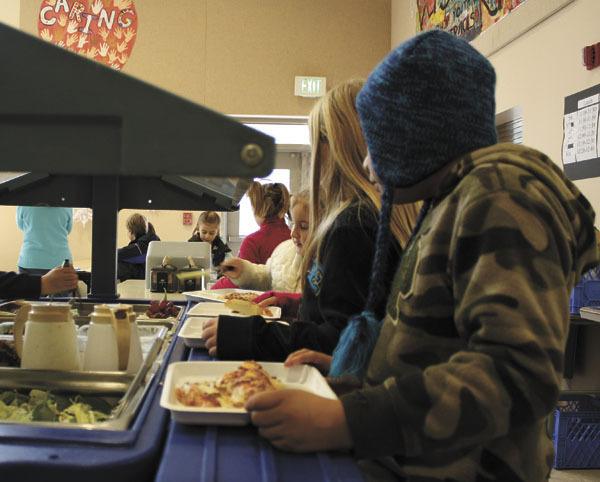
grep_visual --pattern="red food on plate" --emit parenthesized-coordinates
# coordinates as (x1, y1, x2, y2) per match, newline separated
(146, 300, 180, 319)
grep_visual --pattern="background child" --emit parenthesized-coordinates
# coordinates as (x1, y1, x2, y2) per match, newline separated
(219, 190, 308, 294)
(117, 213, 160, 281)
(239, 181, 291, 265)
(210, 181, 291, 289)
(188, 211, 231, 267)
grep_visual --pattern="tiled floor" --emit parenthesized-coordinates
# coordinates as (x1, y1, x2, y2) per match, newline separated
(550, 470, 600, 481)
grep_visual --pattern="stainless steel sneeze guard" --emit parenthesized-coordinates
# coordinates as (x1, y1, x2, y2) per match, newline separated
(0, 22, 275, 298)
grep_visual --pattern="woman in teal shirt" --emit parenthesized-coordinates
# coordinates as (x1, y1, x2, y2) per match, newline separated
(16, 206, 73, 275)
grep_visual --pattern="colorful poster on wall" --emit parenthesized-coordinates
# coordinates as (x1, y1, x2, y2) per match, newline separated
(38, 0, 137, 70)
(417, 0, 527, 41)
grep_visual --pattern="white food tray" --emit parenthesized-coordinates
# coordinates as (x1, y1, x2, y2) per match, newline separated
(160, 361, 337, 426)
(186, 302, 281, 320)
(178, 317, 206, 348)
(182, 289, 263, 303)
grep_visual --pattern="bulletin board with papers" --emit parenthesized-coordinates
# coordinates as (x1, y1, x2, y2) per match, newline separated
(562, 83, 600, 181)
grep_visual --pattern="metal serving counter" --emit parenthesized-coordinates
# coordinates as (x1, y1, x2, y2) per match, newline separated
(0, 301, 364, 481)
(0, 299, 180, 481)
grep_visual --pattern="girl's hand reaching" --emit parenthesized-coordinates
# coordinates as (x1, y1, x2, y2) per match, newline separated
(285, 349, 332, 375)
(253, 291, 302, 318)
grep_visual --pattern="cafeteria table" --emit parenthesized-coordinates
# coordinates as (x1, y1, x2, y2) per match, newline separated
(154, 300, 364, 482)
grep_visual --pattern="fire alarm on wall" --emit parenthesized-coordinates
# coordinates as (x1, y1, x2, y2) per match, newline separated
(583, 42, 600, 70)
(182, 212, 193, 226)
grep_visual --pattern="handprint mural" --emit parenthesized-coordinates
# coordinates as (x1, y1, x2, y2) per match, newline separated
(417, 0, 526, 41)
(38, 0, 137, 70)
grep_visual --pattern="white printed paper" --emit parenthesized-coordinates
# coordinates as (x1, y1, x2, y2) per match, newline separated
(562, 112, 578, 165)
(578, 93, 600, 110)
(576, 104, 598, 162)
(597, 108, 600, 160)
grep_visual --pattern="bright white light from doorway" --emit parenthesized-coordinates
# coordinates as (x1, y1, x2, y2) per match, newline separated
(245, 123, 310, 145)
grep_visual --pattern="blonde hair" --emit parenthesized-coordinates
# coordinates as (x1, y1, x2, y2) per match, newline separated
(302, 79, 420, 285)
(247, 181, 290, 219)
(290, 189, 310, 211)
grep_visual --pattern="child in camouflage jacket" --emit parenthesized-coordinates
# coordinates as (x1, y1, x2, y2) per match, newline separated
(245, 30, 599, 482)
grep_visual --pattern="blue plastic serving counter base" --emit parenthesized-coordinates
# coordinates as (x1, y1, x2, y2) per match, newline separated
(0, 304, 188, 482)
(155, 339, 365, 482)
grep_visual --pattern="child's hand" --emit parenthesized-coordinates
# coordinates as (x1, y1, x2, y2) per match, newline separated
(285, 349, 332, 375)
(246, 389, 352, 453)
(40, 266, 78, 295)
(218, 258, 244, 279)
(201, 318, 218, 356)
(253, 291, 302, 318)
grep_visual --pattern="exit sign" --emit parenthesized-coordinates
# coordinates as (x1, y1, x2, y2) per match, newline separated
(294, 76, 326, 98)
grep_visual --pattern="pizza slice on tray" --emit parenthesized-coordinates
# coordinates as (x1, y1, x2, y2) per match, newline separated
(217, 361, 280, 407)
(175, 361, 281, 409)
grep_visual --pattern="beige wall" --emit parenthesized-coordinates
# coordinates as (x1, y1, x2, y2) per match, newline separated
(0, 0, 391, 272)
(488, 0, 600, 220)
(391, 0, 600, 226)
(19, 0, 391, 114)
(390, 0, 415, 49)
(0, 0, 20, 28)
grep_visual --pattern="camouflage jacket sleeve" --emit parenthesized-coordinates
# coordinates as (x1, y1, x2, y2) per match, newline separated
(341, 189, 578, 459)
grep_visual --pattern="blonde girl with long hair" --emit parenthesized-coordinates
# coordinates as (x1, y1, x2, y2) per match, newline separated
(202, 79, 420, 361)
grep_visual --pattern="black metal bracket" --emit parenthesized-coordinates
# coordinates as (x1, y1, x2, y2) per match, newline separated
(0, 23, 275, 298)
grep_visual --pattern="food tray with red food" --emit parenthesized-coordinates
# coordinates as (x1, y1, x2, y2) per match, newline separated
(160, 361, 336, 426)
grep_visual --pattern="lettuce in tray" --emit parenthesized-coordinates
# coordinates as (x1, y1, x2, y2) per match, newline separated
(0, 389, 115, 424)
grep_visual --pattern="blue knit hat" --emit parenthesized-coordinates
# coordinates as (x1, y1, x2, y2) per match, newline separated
(357, 29, 497, 188)
(329, 30, 497, 379)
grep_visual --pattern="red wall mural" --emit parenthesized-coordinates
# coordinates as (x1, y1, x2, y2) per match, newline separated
(417, 0, 527, 41)
(38, 0, 137, 70)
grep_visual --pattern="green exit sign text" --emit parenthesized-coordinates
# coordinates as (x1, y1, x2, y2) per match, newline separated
(294, 76, 326, 98)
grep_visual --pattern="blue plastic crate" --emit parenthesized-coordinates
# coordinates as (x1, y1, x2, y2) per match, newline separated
(553, 395, 600, 469)
(570, 280, 600, 315)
